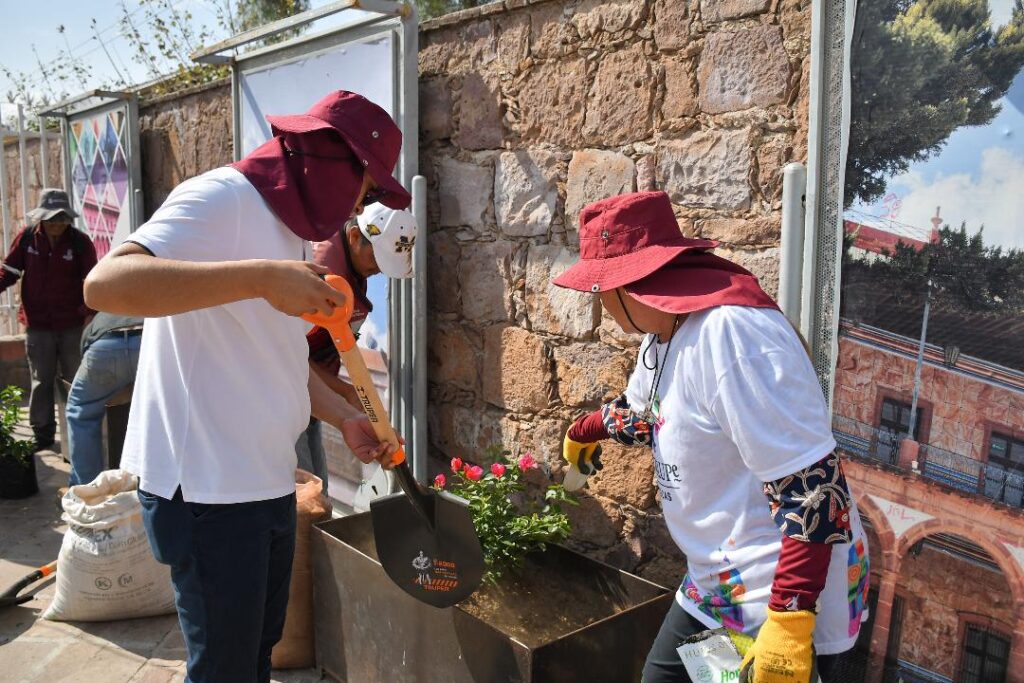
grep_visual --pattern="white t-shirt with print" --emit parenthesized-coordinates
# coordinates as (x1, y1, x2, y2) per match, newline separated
(120, 167, 311, 504)
(624, 305, 869, 655)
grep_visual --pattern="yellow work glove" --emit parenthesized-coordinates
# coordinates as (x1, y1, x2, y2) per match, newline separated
(740, 610, 817, 683)
(562, 435, 603, 474)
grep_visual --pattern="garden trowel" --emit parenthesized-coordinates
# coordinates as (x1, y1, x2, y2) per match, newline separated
(303, 275, 484, 609)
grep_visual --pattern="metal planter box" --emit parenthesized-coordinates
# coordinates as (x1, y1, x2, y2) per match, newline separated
(311, 513, 673, 683)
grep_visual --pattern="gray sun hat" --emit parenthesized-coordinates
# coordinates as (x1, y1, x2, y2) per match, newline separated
(26, 188, 78, 226)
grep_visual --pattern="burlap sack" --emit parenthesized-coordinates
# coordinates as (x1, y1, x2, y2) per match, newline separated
(272, 469, 331, 668)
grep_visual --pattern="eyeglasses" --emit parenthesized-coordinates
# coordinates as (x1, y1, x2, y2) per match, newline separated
(283, 145, 386, 206)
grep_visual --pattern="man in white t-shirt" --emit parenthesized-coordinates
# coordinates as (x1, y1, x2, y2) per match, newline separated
(555, 192, 868, 683)
(84, 91, 409, 683)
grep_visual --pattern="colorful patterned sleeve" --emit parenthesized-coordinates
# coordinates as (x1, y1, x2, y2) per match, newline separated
(600, 394, 654, 448)
(763, 452, 853, 544)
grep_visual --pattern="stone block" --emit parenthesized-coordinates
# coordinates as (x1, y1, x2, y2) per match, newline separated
(459, 240, 514, 323)
(517, 58, 589, 146)
(583, 44, 655, 146)
(437, 157, 492, 228)
(572, 0, 648, 39)
(495, 150, 559, 237)
(565, 150, 636, 232)
(482, 325, 553, 412)
(420, 78, 453, 142)
(658, 129, 752, 210)
(654, 0, 691, 51)
(525, 245, 599, 339)
(456, 73, 503, 150)
(718, 246, 780, 298)
(0, 335, 25, 363)
(585, 441, 657, 509)
(696, 217, 778, 246)
(429, 403, 507, 461)
(636, 154, 657, 192)
(428, 323, 480, 393)
(567, 494, 626, 548)
(756, 134, 791, 201)
(530, 2, 576, 59)
(697, 26, 790, 114)
(554, 342, 633, 408)
(497, 13, 531, 70)
(501, 415, 568, 465)
(662, 59, 699, 120)
(427, 231, 462, 316)
(702, 0, 771, 22)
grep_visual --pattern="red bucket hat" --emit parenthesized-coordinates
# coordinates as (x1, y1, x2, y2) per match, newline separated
(553, 191, 717, 293)
(266, 91, 411, 210)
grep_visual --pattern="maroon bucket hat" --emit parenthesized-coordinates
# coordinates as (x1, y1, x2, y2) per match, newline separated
(553, 191, 717, 293)
(266, 91, 411, 210)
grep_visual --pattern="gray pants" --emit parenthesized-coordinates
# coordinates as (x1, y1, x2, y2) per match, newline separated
(295, 417, 328, 495)
(26, 327, 83, 445)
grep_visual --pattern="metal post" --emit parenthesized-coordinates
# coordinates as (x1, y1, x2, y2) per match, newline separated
(0, 125, 14, 334)
(17, 105, 29, 219)
(908, 278, 932, 439)
(411, 174, 427, 484)
(38, 116, 48, 189)
(779, 162, 807, 326)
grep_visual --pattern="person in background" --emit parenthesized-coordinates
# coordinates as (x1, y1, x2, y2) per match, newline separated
(0, 188, 97, 450)
(83, 91, 407, 683)
(557, 192, 868, 683)
(65, 312, 144, 488)
(298, 204, 418, 494)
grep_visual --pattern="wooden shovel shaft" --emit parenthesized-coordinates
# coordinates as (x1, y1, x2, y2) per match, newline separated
(338, 346, 406, 465)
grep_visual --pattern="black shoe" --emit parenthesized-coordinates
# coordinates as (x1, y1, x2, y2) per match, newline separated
(34, 438, 55, 452)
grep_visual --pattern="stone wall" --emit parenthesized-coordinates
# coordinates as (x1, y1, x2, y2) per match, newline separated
(420, 0, 812, 585)
(137, 81, 234, 218)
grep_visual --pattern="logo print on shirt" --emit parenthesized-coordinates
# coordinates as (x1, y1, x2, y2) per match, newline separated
(63, 249, 74, 261)
(27, 245, 38, 255)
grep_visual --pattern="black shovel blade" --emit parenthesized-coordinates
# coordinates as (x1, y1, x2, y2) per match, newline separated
(371, 487, 485, 609)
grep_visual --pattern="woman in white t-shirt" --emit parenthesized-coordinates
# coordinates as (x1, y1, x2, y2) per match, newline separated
(554, 192, 869, 683)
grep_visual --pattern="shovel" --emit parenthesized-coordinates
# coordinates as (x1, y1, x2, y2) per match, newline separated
(0, 560, 56, 609)
(303, 275, 484, 608)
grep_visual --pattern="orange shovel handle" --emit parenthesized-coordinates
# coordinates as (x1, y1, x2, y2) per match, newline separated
(302, 275, 405, 466)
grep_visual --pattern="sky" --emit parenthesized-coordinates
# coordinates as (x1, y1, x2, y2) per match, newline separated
(846, 0, 1024, 251)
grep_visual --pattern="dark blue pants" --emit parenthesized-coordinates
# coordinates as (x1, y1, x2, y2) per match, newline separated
(139, 487, 296, 683)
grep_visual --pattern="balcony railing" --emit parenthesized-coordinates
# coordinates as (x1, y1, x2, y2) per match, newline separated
(832, 415, 1024, 508)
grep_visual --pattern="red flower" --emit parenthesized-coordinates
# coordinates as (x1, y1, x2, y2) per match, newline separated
(450, 457, 463, 472)
(518, 453, 538, 470)
(491, 463, 506, 477)
(465, 465, 484, 481)
(432, 474, 446, 489)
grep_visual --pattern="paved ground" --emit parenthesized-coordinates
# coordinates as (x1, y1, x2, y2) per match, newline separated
(0, 418, 322, 683)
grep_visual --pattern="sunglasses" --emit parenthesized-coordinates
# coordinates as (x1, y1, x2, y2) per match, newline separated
(283, 145, 387, 206)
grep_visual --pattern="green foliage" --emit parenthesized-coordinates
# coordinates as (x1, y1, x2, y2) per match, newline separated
(435, 445, 576, 583)
(0, 386, 35, 466)
(218, 0, 312, 46)
(844, 223, 1024, 312)
(846, 0, 1024, 206)
(414, 0, 488, 21)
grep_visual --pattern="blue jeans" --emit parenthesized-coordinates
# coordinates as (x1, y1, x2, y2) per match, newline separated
(139, 487, 296, 683)
(66, 332, 142, 486)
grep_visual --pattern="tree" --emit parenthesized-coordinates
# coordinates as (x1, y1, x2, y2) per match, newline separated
(844, 224, 1024, 313)
(846, 0, 1024, 206)
(414, 0, 488, 21)
(218, 0, 311, 42)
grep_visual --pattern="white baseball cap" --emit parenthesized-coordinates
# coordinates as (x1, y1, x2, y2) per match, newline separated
(357, 204, 418, 279)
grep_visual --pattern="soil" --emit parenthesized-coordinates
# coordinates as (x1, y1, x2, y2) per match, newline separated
(459, 551, 638, 648)
(334, 514, 659, 649)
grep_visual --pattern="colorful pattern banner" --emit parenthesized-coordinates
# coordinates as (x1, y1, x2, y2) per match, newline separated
(67, 108, 131, 259)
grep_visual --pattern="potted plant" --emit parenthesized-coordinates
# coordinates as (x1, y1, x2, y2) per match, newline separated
(311, 447, 673, 683)
(0, 386, 39, 499)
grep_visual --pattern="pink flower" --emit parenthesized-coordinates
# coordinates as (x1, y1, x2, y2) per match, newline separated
(432, 473, 446, 489)
(518, 453, 538, 470)
(450, 457, 463, 472)
(491, 463, 507, 477)
(465, 465, 484, 481)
